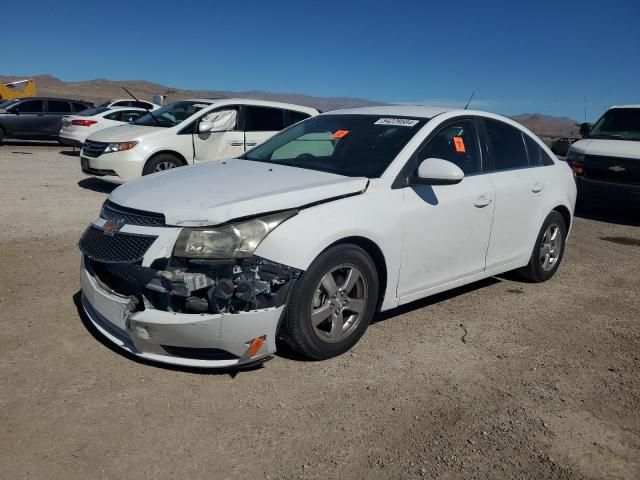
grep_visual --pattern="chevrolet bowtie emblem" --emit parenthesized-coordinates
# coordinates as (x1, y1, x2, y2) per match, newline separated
(609, 165, 626, 173)
(102, 218, 125, 235)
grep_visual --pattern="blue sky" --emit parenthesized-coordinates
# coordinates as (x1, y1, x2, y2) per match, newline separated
(2, 0, 638, 120)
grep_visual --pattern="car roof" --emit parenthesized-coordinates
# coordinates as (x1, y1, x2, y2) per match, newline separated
(328, 105, 453, 118)
(610, 104, 640, 109)
(10, 96, 91, 102)
(185, 98, 319, 113)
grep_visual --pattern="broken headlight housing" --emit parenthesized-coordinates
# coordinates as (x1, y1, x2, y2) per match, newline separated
(173, 210, 297, 259)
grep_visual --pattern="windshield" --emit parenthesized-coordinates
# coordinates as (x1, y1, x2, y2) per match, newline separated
(0, 99, 20, 110)
(76, 106, 110, 117)
(96, 101, 111, 108)
(133, 101, 210, 128)
(588, 108, 640, 141)
(243, 114, 427, 177)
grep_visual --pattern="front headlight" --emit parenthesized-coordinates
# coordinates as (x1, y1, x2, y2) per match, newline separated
(173, 210, 297, 258)
(103, 141, 138, 153)
(565, 149, 584, 163)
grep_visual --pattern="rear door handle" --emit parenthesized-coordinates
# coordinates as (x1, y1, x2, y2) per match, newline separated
(245, 142, 257, 147)
(474, 195, 492, 208)
(532, 182, 545, 193)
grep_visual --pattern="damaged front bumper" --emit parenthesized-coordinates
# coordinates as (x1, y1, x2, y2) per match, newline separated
(78, 218, 300, 368)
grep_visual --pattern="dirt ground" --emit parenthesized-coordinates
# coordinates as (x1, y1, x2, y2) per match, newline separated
(0, 142, 639, 480)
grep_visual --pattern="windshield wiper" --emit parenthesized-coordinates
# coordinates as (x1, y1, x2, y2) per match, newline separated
(121, 86, 161, 127)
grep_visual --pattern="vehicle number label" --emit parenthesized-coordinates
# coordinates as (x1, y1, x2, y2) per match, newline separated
(374, 118, 419, 127)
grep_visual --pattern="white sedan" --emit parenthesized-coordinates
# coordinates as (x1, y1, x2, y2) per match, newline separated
(59, 107, 147, 147)
(78, 106, 576, 368)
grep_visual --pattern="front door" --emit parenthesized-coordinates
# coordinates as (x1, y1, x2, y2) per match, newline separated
(193, 108, 245, 162)
(7, 99, 45, 136)
(397, 118, 495, 299)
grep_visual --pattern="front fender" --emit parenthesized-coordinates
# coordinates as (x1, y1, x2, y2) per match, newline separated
(254, 179, 403, 310)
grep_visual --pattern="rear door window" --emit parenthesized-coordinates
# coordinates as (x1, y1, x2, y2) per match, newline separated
(483, 119, 528, 171)
(286, 110, 311, 126)
(14, 100, 44, 113)
(244, 106, 285, 131)
(48, 100, 72, 113)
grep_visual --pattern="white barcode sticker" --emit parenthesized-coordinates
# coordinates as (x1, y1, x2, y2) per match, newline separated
(374, 118, 419, 127)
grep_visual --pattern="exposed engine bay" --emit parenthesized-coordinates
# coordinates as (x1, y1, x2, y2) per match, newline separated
(85, 256, 301, 315)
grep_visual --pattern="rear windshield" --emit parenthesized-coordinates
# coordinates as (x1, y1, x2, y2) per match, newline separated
(133, 101, 209, 128)
(588, 108, 640, 141)
(76, 107, 110, 117)
(243, 114, 427, 178)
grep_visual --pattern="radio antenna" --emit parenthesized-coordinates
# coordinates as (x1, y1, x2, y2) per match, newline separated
(464, 91, 475, 110)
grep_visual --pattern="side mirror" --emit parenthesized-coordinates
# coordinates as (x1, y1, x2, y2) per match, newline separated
(198, 121, 214, 133)
(578, 122, 592, 137)
(413, 158, 464, 185)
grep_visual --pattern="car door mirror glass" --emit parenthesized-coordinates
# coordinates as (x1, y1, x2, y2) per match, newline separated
(414, 158, 464, 185)
(198, 120, 214, 133)
(578, 122, 592, 137)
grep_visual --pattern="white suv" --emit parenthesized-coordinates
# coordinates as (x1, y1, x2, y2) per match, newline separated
(80, 99, 319, 181)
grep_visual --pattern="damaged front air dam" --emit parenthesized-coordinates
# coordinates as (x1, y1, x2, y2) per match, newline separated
(85, 255, 302, 316)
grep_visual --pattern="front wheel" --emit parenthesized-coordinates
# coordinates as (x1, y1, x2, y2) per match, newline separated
(517, 211, 567, 282)
(142, 154, 183, 176)
(283, 244, 379, 360)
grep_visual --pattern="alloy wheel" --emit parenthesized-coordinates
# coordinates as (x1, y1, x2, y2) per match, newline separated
(310, 264, 368, 343)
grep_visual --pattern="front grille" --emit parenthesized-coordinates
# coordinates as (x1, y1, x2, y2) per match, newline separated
(101, 200, 166, 226)
(79, 225, 157, 263)
(584, 155, 640, 185)
(82, 140, 108, 157)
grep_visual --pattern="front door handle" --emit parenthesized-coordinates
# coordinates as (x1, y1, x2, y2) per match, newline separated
(229, 141, 244, 147)
(532, 182, 545, 193)
(245, 142, 257, 147)
(474, 195, 492, 208)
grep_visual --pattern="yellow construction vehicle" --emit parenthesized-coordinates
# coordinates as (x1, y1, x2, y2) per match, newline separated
(0, 79, 36, 101)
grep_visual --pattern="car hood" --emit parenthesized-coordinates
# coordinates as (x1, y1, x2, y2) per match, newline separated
(87, 123, 162, 142)
(109, 160, 369, 226)
(571, 139, 640, 159)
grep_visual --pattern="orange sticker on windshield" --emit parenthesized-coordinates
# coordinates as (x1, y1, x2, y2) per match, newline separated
(332, 130, 349, 139)
(453, 136, 466, 153)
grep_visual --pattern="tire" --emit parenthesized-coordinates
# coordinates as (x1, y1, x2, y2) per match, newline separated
(517, 211, 567, 282)
(283, 244, 379, 360)
(142, 154, 183, 176)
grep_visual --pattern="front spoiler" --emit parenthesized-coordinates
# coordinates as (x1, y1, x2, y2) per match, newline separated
(80, 264, 283, 368)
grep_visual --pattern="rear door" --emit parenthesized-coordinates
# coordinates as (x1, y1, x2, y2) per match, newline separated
(242, 105, 285, 150)
(44, 100, 72, 135)
(481, 118, 550, 269)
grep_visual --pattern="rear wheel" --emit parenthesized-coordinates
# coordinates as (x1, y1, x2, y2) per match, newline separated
(517, 211, 566, 282)
(142, 154, 183, 176)
(283, 244, 379, 360)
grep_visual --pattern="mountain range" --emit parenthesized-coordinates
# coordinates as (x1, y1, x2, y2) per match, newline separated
(1, 75, 579, 138)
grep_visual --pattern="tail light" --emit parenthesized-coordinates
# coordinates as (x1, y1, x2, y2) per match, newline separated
(71, 119, 97, 127)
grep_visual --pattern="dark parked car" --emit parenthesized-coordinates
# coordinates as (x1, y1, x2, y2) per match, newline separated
(0, 97, 93, 143)
(550, 137, 579, 157)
